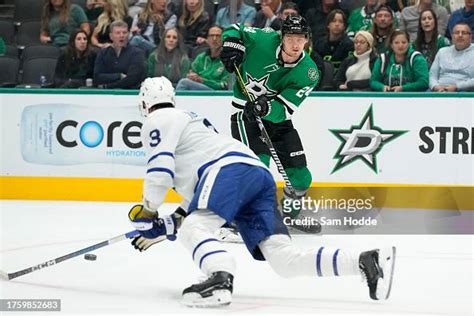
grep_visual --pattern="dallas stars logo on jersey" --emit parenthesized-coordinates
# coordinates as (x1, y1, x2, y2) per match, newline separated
(223, 24, 320, 123)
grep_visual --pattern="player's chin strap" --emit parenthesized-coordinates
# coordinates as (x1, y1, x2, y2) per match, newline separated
(233, 64, 298, 200)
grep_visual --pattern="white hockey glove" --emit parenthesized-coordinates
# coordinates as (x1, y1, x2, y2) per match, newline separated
(130, 206, 187, 252)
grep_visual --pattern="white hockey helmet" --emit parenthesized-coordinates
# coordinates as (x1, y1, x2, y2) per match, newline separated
(139, 77, 176, 116)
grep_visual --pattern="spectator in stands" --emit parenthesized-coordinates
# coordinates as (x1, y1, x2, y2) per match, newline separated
(176, 25, 229, 90)
(128, 0, 147, 17)
(147, 27, 190, 86)
(446, 0, 474, 40)
(215, 0, 256, 29)
(414, 9, 450, 68)
(0, 37, 5, 56)
(371, 5, 397, 55)
(91, 0, 132, 48)
(94, 20, 146, 88)
(280, 2, 299, 20)
(371, 30, 429, 91)
(312, 9, 354, 72)
(346, 0, 379, 38)
(129, 0, 177, 54)
(305, 0, 342, 44)
(379, 0, 407, 13)
(55, 30, 97, 88)
(40, 0, 90, 47)
(85, 0, 105, 23)
(178, 0, 211, 54)
(400, 0, 448, 42)
(254, 0, 283, 30)
(335, 30, 376, 91)
(430, 22, 474, 91)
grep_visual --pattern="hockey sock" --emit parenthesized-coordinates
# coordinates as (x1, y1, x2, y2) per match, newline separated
(285, 167, 312, 192)
(257, 153, 271, 167)
(259, 234, 360, 277)
(179, 209, 236, 276)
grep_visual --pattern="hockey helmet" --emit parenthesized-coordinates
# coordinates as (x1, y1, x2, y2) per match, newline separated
(139, 77, 176, 116)
(281, 15, 310, 37)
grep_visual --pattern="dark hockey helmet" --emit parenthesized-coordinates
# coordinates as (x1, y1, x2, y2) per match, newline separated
(281, 15, 310, 37)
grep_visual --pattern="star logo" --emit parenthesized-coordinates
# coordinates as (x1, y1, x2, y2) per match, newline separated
(245, 74, 277, 99)
(330, 105, 407, 174)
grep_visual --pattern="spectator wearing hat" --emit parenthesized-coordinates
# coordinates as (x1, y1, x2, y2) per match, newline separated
(334, 30, 377, 90)
(371, 5, 397, 55)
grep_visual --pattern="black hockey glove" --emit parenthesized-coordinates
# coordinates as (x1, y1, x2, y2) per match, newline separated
(245, 95, 271, 117)
(220, 37, 245, 73)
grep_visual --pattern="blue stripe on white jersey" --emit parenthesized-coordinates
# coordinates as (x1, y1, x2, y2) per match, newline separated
(147, 151, 175, 164)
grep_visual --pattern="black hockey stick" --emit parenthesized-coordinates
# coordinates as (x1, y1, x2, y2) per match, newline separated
(234, 65, 297, 199)
(0, 230, 141, 281)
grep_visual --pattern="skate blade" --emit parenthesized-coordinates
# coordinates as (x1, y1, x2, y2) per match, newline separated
(181, 289, 232, 308)
(376, 246, 396, 300)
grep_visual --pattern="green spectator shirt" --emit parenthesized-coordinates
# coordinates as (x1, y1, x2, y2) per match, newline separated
(191, 51, 230, 91)
(370, 47, 429, 91)
(48, 4, 88, 47)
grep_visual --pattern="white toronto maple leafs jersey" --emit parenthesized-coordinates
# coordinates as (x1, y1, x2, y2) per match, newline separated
(141, 108, 267, 207)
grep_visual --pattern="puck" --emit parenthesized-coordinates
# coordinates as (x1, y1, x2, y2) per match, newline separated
(84, 254, 97, 261)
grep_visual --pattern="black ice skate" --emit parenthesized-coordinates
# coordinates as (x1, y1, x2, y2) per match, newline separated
(359, 247, 396, 300)
(181, 271, 233, 308)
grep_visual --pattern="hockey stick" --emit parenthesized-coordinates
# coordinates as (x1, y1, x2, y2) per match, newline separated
(0, 230, 140, 281)
(234, 65, 297, 199)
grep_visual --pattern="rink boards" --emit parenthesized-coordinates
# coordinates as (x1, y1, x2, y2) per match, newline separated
(0, 90, 473, 210)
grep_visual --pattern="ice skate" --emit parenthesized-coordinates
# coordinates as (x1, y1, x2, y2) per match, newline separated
(359, 247, 396, 300)
(182, 271, 234, 308)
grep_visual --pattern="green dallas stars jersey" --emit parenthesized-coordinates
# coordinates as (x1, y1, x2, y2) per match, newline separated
(222, 24, 320, 124)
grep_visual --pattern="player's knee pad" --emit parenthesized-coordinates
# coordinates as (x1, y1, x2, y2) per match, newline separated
(286, 167, 312, 191)
(180, 209, 226, 249)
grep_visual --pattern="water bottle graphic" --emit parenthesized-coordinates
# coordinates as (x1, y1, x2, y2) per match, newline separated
(20, 104, 146, 165)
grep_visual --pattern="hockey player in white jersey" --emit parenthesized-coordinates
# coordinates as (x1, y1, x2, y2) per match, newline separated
(128, 77, 396, 308)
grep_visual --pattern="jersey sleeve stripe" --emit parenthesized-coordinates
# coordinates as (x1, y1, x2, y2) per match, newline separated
(275, 95, 294, 115)
(196, 151, 259, 181)
(146, 167, 175, 179)
(147, 152, 175, 164)
(276, 94, 298, 114)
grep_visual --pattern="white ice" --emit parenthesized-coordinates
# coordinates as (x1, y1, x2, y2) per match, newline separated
(0, 200, 473, 316)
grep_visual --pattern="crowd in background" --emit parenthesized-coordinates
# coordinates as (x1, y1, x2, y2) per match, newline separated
(0, 0, 473, 91)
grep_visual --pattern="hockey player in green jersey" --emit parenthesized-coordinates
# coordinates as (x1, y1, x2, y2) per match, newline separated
(220, 15, 321, 233)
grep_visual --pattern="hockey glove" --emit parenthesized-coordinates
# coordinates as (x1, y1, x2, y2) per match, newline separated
(128, 204, 177, 241)
(245, 95, 271, 117)
(220, 37, 245, 73)
(131, 206, 187, 251)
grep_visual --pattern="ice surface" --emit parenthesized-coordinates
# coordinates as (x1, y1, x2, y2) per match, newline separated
(0, 200, 472, 315)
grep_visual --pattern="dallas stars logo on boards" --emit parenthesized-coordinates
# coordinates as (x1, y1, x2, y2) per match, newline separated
(330, 105, 407, 174)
